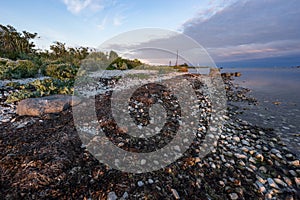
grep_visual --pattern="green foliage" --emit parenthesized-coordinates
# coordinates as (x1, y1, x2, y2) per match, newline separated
(0, 24, 37, 60)
(45, 63, 79, 80)
(5, 78, 74, 103)
(48, 42, 89, 65)
(108, 57, 142, 70)
(0, 59, 39, 79)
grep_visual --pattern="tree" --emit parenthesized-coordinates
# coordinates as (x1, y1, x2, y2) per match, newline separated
(0, 24, 37, 60)
(109, 50, 118, 61)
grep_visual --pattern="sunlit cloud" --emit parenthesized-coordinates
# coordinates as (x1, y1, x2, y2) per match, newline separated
(113, 14, 126, 26)
(63, 0, 104, 14)
(208, 40, 300, 62)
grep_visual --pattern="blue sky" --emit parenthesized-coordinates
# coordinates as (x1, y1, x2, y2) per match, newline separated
(1, 0, 300, 66)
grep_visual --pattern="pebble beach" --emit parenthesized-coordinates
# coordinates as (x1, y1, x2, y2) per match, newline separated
(0, 71, 299, 199)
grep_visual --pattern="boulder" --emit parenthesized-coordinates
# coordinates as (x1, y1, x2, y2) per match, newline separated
(16, 95, 81, 116)
(209, 68, 220, 77)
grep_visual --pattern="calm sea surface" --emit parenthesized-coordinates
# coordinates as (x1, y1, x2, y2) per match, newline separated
(223, 67, 300, 155)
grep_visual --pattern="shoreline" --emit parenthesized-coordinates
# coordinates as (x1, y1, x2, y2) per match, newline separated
(0, 73, 299, 199)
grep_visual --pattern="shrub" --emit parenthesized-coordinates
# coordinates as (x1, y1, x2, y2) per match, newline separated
(5, 78, 74, 103)
(45, 63, 79, 80)
(0, 60, 39, 79)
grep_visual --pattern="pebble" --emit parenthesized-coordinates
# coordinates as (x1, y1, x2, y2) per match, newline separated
(234, 153, 247, 159)
(267, 178, 279, 189)
(229, 193, 238, 200)
(258, 166, 268, 174)
(219, 181, 225, 187)
(265, 191, 273, 200)
(148, 179, 154, 184)
(255, 181, 266, 193)
(273, 178, 287, 187)
(241, 140, 250, 146)
(271, 148, 280, 154)
(289, 160, 299, 167)
(122, 192, 129, 199)
(249, 157, 256, 164)
(256, 175, 267, 184)
(171, 189, 180, 199)
(263, 146, 269, 151)
(275, 153, 283, 159)
(238, 160, 245, 167)
(174, 145, 181, 152)
(137, 181, 144, 187)
(107, 192, 118, 200)
(141, 159, 146, 165)
(255, 154, 264, 162)
(295, 177, 300, 187)
(289, 170, 297, 177)
(285, 154, 294, 159)
(283, 177, 293, 186)
(232, 136, 240, 142)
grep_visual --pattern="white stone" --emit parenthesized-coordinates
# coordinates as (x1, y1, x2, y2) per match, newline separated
(107, 192, 118, 200)
(137, 181, 144, 187)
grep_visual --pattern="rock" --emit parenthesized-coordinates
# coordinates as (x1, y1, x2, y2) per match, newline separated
(232, 136, 240, 143)
(229, 192, 238, 200)
(234, 153, 247, 159)
(255, 144, 262, 149)
(235, 72, 241, 77)
(238, 160, 246, 167)
(148, 179, 154, 184)
(289, 170, 297, 177)
(171, 188, 180, 199)
(141, 159, 146, 165)
(289, 160, 300, 167)
(122, 192, 129, 199)
(256, 175, 267, 184)
(267, 178, 279, 189)
(263, 146, 269, 151)
(241, 140, 250, 146)
(16, 95, 81, 116)
(269, 142, 275, 148)
(255, 181, 266, 193)
(295, 177, 300, 187)
(283, 177, 293, 186)
(271, 148, 280, 154)
(265, 191, 273, 200)
(285, 154, 294, 159)
(258, 166, 268, 174)
(209, 68, 220, 77)
(255, 153, 264, 162)
(107, 192, 118, 200)
(274, 178, 287, 187)
(249, 157, 256, 164)
(276, 153, 283, 159)
(219, 181, 225, 187)
(137, 181, 144, 187)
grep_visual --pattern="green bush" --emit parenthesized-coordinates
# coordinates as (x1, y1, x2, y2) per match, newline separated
(108, 57, 142, 70)
(0, 60, 39, 79)
(5, 78, 74, 103)
(45, 63, 79, 80)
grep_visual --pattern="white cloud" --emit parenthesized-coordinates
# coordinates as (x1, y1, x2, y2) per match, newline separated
(113, 14, 125, 26)
(63, 0, 104, 14)
(184, 0, 238, 24)
(97, 16, 107, 30)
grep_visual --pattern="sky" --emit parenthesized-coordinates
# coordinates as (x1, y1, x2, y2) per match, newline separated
(0, 0, 300, 67)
